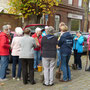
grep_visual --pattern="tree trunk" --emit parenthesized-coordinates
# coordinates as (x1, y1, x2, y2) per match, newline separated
(22, 15, 42, 28)
(83, 0, 89, 32)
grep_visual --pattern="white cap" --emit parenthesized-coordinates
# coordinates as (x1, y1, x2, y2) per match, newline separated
(45, 26, 49, 29)
(15, 27, 23, 35)
(35, 27, 41, 33)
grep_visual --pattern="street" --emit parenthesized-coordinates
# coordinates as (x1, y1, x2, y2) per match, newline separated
(0, 55, 90, 90)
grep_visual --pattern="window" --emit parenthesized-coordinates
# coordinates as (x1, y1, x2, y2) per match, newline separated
(68, 0, 73, 5)
(89, 0, 90, 11)
(68, 19, 81, 31)
(54, 15, 60, 31)
(78, 0, 82, 7)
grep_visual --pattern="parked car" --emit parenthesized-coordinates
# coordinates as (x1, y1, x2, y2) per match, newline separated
(23, 24, 46, 35)
(54, 31, 89, 53)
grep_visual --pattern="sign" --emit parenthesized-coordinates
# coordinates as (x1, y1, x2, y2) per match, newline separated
(45, 15, 48, 21)
(68, 13, 83, 20)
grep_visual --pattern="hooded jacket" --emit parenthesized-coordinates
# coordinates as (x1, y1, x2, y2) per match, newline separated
(0, 32, 10, 55)
(58, 32, 73, 55)
(73, 35, 84, 53)
(41, 35, 57, 58)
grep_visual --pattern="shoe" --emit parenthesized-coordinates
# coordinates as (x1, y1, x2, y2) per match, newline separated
(43, 83, 49, 86)
(23, 82, 28, 85)
(13, 77, 16, 80)
(17, 78, 20, 81)
(85, 67, 90, 71)
(0, 83, 4, 86)
(77, 67, 82, 70)
(85, 68, 90, 71)
(7, 68, 11, 71)
(49, 83, 54, 86)
(59, 80, 68, 82)
(6, 72, 10, 75)
(68, 79, 72, 81)
(0, 78, 8, 81)
(30, 80, 36, 85)
(34, 68, 37, 71)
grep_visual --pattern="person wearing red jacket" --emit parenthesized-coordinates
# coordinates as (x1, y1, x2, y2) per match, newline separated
(0, 25, 10, 81)
(32, 27, 42, 70)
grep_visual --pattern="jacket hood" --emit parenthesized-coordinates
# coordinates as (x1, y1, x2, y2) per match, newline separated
(62, 32, 72, 39)
(46, 34, 54, 39)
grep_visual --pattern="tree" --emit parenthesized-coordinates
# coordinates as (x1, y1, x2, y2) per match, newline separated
(83, 0, 89, 32)
(7, 0, 61, 26)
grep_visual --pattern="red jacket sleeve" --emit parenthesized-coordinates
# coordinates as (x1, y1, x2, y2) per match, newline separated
(1, 36, 10, 48)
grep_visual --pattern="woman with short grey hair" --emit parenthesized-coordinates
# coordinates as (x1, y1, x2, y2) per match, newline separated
(0, 25, 10, 81)
(41, 26, 57, 86)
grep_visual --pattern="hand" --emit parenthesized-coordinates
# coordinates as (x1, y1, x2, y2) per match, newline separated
(36, 43, 40, 47)
(75, 38, 78, 40)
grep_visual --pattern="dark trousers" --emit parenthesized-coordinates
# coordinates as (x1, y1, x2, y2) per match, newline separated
(12, 56, 21, 78)
(21, 58, 34, 84)
(74, 50, 82, 68)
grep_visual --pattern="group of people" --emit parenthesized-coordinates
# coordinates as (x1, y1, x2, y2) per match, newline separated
(0, 22, 90, 86)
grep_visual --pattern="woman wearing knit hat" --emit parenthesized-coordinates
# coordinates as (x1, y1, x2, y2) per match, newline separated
(11, 27, 23, 81)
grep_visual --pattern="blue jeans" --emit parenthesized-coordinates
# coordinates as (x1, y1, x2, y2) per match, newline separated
(57, 49, 61, 67)
(61, 54, 71, 81)
(12, 56, 22, 78)
(34, 50, 40, 69)
(0, 56, 9, 79)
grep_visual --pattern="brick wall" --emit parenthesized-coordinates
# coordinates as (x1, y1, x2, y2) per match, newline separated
(0, 13, 22, 31)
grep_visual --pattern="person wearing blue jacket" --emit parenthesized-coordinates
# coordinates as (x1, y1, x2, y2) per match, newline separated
(73, 31, 84, 70)
(58, 25, 73, 82)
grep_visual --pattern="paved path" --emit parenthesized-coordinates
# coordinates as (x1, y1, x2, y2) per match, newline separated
(0, 55, 90, 90)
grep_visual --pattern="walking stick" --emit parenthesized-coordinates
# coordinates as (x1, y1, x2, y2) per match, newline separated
(85, 38, 90, 71)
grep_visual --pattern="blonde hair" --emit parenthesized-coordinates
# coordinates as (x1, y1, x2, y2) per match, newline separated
(60, 25, 68, 32)
(59, 22, 65, 28)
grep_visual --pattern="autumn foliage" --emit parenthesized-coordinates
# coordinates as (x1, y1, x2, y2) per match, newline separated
(8, 0, 61, 18)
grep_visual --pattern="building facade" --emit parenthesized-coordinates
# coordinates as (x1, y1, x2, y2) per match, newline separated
(46, 0, 85, 32)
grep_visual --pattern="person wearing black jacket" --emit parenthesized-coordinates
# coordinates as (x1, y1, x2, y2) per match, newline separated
(41, 26, 57, 86)
(58, 25, 73, 82)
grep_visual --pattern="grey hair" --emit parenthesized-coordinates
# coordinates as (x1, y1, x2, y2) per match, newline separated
(35, 27, 41, 33)
(47, 26, 54, 35)
(2, 25, 8, 30)
(15, 27, 23, 35)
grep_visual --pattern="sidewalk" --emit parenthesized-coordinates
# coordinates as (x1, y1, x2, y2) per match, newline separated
(0, 55, 90, 90)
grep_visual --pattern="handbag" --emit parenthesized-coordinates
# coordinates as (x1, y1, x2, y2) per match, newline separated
(72, 64, 77, 70)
